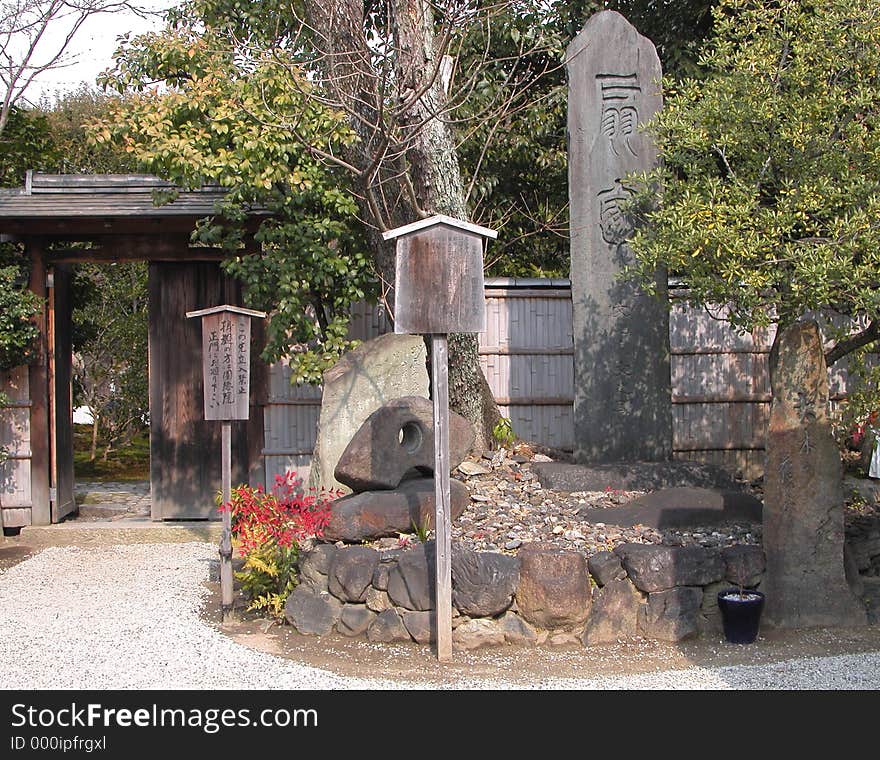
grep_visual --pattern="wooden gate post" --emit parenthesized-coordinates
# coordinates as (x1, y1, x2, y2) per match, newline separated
(383, 216, 497, 662)
(187, 305, 266, 623)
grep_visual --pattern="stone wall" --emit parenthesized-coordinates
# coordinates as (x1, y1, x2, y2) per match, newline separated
(284, 541, 766, 650)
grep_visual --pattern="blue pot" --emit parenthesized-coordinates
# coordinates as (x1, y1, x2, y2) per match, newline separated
(717, 588, 765, 644)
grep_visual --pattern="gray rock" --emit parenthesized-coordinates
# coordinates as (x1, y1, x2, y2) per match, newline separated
(402, 610, 435, 645)
(337, 604, 376, 637)
(372, 562, 391, 591)
(451, 549, 519, 617)
(458, 460, 492, 476)
(639, 586, 703, 642)
(582, 578, 642, 646)
(699, 581, 728, 634)
(386, 542, 435, 611)
(568, 10, 671, 464)
(533, 461, 743, 493)
(763, 321, 867, 628)
(365, 587, 392, 613)
(367, 608, 412, 643)
(614, 543, 724, 592)
(721, 545, 765, 587)
(323, 477, 469, 543)
(452, 618, 506, 651)
(327, 546, 379, 603)
(298, 544, 338, 591)
(309, 333, 429, 495)
(499, 612, 539, 646)
(335, 396, 475, 491)
(548, 631, 581, 647)
(283, 586, 343, 636)
(515, 546, 592, 630)
(579, 487, 762, 528)
(588, 550, 626, 587)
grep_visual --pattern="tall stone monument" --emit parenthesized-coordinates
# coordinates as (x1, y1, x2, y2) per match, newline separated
(567, 11, 672, 463)
(762, 321, 866, 628)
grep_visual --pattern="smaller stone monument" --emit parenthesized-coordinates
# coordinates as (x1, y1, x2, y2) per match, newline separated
(762, 321, 866, 628)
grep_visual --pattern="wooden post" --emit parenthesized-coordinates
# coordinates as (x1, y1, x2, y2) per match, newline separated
(431, 334, 452, 662)
(28, 240, 51, 526)
(383, 215, 497, 663)
(187, 304, 266, 624)
(220, 420, 234, 623)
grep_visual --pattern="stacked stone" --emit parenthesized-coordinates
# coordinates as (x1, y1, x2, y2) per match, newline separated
(283, 540, 768, 650)
(321, 396, 476, 542)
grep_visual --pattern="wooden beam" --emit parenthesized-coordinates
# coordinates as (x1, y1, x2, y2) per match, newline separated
(431, 334, 453, 663)
(50, 240, 230, 263)
(28, 241, 50, 526)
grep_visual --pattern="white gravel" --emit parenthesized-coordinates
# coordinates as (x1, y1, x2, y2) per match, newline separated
(1, 542, 879, 690)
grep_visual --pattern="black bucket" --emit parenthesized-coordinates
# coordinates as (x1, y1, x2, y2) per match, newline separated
(717, 589, 765, 644)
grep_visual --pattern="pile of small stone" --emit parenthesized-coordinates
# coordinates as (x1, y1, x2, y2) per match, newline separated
(448, 447, 761, 557)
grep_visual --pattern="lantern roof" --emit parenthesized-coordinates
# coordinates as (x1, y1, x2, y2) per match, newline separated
(185, 305, 267, 319)
(381, 214, 498, 241)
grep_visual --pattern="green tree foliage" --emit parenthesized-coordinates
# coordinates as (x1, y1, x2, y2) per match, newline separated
(0, 263, 40, 372)
(627, 0, 880, 422)
(40, 85, 138, 173)
(96, 16, 375, 381)
(0, 105, 57, 185)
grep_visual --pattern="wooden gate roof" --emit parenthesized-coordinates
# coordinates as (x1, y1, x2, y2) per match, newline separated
(0, 172, 260, 240)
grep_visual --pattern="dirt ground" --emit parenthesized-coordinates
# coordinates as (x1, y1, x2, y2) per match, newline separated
(201, 579, 880, 687)
(5, 528, 880, 688)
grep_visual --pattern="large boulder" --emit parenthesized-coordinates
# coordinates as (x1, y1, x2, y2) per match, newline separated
(452, 618, 506, 651)
(532, 461, 743, 492)
(327, 546, 379, 603)
(639, 586, 702, 642)
(762, 321, 867, 628)
(309, 334, 429, 495)
(582, 578, 643, 646)
(401, 610, 435, 645)
(515, 546, 592, 630)
(614, 543, 724, 593)
(367, 609, 412, 643)
(297, 544, 338, 592)
(578, 487, 762, 529)
(721, 545, 765, 588)
(337, 604, 376, 637)
(386, 542, 436, 611)
(335, 396, 476, 491)
(283, 586, 343, 636)
(323, 478, 469, 542)
(588, 550, 627, 587)
(452, 549, 519, 618)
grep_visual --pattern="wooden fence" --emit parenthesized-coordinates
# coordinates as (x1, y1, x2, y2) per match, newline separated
(0, 367, 33, 528)
(263, 277, 866, 483)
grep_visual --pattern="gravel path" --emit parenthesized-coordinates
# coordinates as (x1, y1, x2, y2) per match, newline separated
(2, 542, 879, 690)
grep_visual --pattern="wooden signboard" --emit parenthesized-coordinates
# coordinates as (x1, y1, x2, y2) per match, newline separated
(187, 305, 266, 421)
(186, 304, 266, 623)
(383, 215, 496, 662)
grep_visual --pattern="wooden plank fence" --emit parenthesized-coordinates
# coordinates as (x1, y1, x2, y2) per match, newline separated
(0, 367, 33, 528)
(262, 278, 870, 484)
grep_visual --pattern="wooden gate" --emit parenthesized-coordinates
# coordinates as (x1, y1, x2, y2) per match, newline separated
(148, 262, 255, 519)
(48, 265, 76, 522)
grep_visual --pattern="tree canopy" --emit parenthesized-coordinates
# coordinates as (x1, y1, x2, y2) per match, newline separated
(628, 0, 880, 354)
(96, 19, 375, 381)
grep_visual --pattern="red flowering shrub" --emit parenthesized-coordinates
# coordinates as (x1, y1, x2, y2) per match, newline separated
(219, 471, 336, 618)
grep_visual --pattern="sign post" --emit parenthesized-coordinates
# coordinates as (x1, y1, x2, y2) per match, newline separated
(382, 215, 497, 661)
(186, 304, 266, 623)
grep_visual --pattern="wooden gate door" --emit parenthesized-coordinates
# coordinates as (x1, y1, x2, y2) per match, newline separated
(49, 264, 76, 522)
(148, 262, 250, 519)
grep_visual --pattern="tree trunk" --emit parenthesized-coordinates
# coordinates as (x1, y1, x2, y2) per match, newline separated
(302, 0, 502, 449)
(90, 415, 99, 461)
